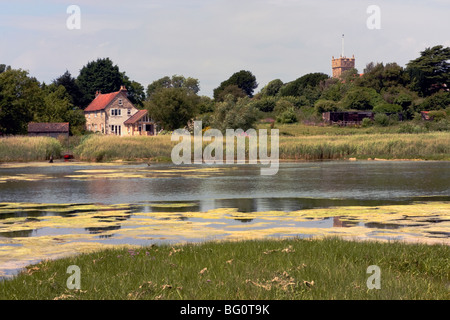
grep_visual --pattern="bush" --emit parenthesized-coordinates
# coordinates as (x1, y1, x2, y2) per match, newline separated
(276, 107, 298, 124)
(361, 118, 373, 127)
(314, 99, 338, 115)
(252, 96, 277, 112)
(373, 103, 402, 114)
(374, 113, 391, 126)
(274, 99, 295, 115)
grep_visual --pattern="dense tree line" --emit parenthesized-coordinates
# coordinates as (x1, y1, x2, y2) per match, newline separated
(0, 45, 449, 135)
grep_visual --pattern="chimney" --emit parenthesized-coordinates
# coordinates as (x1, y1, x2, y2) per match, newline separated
(95, 90, 100, 97)
(120, 85, 127, 92)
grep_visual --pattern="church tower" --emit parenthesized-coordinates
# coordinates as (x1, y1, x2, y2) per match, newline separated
(332, 34, 355, 78)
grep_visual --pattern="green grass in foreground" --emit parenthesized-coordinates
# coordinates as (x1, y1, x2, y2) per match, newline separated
(1, 238, 449, 300)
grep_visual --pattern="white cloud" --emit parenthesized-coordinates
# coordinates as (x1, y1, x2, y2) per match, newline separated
(0, 0, 448, 96)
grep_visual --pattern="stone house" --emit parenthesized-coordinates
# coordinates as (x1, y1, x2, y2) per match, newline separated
(123, 109, 159, 136)
(84, 86, 158, 136)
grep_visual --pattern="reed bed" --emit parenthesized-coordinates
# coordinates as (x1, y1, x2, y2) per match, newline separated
(0, 136, 62, 162)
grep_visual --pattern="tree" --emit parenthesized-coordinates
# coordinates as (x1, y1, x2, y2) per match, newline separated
(53, 70, 84, 108)
(278, 73, 329, 98)
(339, 86, 382, 110)
(145, 87, 199, 131)
(76, 58, 124, 107)
(0, 69, 44, 134)
(262, 79, 283, 96)
(0, 64, 11, 74)
(213, 70, 258, 100)
(406, 45, 450, 96)
(355, 62, 407, 93)
(146, 75, 200, 100)
(76, 58, 144, 108)
(37, 84, 86, 135)
(124, 79, 146, 107)
(216, 85, 246, 102)
(210, 95, 258, 132)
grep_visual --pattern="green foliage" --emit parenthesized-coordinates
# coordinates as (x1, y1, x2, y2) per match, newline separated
(53, 70, 84, 108)
(274, 99, 295, 115)
(76, 58, 124, 108)
(418, 91, 450, 111)
(373, 103, 402, 114)
(145, 87, 199, 131)
(252, 96, 278, 112)
(262, 79, 283, 96)
(406, 45, 450, 96)
(279, 73, 329, 98)
(213, 70, 258, 100)
(361, 117, 373, 127)
(373, 113, 398, 127)
(340, 87, 382, 111)
(426, 110, 447, 122)
(210, 96, 258, 132)
(0, 69, 44, 134)
(356, 63, 407, 93)
(146, 75, 200, 100)
(216, 85, 247, 102)
(276, 107, 298, 124)
(197, 96, 215, 114)
(314, 99, 338, 115)
(36, 84, 86, 135)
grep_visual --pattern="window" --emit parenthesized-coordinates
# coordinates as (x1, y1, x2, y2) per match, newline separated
(118, 99, 123, 106)
(127, 109, 131, 116)
(110, 109, 122, 116)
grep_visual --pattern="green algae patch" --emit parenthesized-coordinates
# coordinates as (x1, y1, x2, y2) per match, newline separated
(0, 201, 448, 278)
(0, 174, 53, 183)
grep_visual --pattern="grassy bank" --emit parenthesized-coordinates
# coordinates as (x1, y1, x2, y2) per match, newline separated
(0, 136, 62, 162)
(73, 131, 450, 162)
(1, 237, 448, 300)
(1, 124, 449, 162)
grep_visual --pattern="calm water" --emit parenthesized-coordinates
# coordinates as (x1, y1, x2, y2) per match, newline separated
(0, 161, 449, 206)
(0, 160, 449, 278)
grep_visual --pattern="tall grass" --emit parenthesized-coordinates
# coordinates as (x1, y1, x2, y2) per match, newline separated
(0, 136, 62, 162)
(1, 238, 448, 300)
(73, 131, 450, 162)
(1, 126, 449, 163)
(278, 132, 450, 160)
(74, 135, 176, 162)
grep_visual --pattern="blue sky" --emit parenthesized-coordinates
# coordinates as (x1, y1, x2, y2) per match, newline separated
(1, 0, 449, 97)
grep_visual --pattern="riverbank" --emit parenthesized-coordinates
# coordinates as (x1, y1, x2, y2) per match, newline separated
(2, 129, 449, 163)
(1, 237, 448, 300)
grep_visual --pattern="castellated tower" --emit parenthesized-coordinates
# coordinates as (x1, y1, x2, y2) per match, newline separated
(332, 34, 355, 78)
(332, 55, 356, 78)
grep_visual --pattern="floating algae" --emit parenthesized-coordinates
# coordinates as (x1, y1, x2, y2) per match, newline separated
(0, 201, 449, 277)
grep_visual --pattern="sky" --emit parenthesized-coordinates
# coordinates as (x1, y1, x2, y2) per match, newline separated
(1, 0, 449, 97)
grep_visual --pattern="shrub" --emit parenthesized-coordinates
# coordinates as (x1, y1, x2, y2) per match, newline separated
(361, 117, 373, 127)
(314, 99, 338, 115)
(373, 103, 402, 114)
(276, 107, 298, 124)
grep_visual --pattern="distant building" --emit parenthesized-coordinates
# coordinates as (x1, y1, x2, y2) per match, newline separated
(332, 34, 356, 78)
(28, 122, 69, 138)
(332, 55, 356, 78)
(322, 111, 373, 126)
(84, 86, 159, 136)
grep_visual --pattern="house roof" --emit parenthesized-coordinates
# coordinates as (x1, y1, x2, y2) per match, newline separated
(28, 122, 69, 133)
(84, 86, 128, 112)
(124, 110, 148, 125)
(84, 91, 121, 112)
